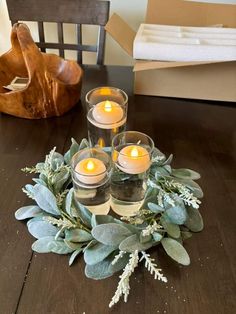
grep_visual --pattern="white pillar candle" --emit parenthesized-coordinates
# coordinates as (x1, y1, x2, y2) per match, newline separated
(92, 100, 124, 127)
(75, 158, 106, 185)
(117, 145, 150, 174)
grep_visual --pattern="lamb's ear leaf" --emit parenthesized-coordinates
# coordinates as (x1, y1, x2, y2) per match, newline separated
(15, 205, 42, 220)
(69, 249, 83, 266)
(185, 207, 204, 232)
(84, 242, 116, 265)
(85, 257, 114, 280)
(161, 238, 190, 266)
(33, 184, 60, 215)
(92, 223, 132, 246)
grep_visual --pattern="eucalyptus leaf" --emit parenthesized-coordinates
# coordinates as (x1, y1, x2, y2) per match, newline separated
(65, 188, 74, 216)
(27, 218, 59, 239)
(50, 240, 74, 254)
(148, 202, 165, 213)
(33, 184, 60, 215)
(32, 236, 55, 253)
(92, 223, 132, 246)
(83, 240, 98, 252)
(155, 167, 171, 179)
(69, 248, 83, 266)
(172, 168, 201, 180)
(79, 138, 89, 150)
(65, 229, 93, 242)
(15, 205, 42, 220)
(161, 238, 190, 265)
(51, 152, 64, 170)
(140, 233, 152, 244)
(84, 242, 116, 265)
(70, 138, 80, 158)
(85, 257, 114, 280)
(152, 232, 163, 242)
(73, 201, 92, 228)
(64, 240, 83, 250)
(185, 207, 204, 232)
(119, 234, 153, 252)
(165, 205, 187, 225)
(162, 154, 173, 166)
(181, 231, 193, 241)
(161, 218, 180, 238)
(52, 168, 70, 192)
(55, 227, 65, 240)
(91, 214, 119, 228)
(32, 178, 47, 187)
(23, 184, 35, 198)
(39, 173, 48, 183)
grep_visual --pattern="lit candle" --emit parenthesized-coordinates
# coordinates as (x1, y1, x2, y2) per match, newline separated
(117, 145, 150, 174)
(92, 100, 124, 126)
(75, 158, 106, 185)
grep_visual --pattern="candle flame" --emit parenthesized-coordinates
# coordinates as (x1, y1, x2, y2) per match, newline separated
(130, 147, 139, 157)
(86, 160, 95, 171)
(104, 100, 112, 112)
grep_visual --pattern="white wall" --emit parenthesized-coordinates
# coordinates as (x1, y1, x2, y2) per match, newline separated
(0, 0, 148, 65)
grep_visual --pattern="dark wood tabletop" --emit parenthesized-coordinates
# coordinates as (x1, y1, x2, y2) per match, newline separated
(0, 65, 235, 314)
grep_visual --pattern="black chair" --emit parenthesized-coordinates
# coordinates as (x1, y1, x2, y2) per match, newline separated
(6, 0, 110, 64)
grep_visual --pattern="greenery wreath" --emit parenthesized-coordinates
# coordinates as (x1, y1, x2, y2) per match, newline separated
(15, 138, 204, 308)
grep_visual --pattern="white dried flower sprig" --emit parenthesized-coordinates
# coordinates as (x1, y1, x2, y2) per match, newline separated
(109, 251, 139, 308)
(165, 180, 201, 209)
(140, 251, 167, 282)
(44, 216, 76, 229)
(56, 190, 69, 207)
(142, 221, 163, 237)
(112, 251, 125, 265)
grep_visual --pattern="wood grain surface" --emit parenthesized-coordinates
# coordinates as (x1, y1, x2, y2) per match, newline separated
(0, 66, 235, 314)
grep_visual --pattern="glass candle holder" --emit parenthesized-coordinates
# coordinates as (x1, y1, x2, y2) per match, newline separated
(71, 148, 111, 215)
(86, 86, 128, 148)
(111, 131, 154, 217)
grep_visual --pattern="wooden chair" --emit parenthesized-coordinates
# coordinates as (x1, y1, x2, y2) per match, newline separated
(6, 0, 110, 65)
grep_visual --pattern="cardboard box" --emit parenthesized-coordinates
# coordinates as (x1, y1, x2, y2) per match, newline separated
(105, 0, 236, 102)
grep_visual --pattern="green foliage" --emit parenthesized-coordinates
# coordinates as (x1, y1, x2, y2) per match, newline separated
(16, 138, 204, 307)
(33, 184, 60, 215)
(85, 257, 115, 280)
(92, 223, 132, 246)
(161, 238, 190, 266)
(84, 242, 116, 265)
(27, 217, 59, 239)
(15, 205, 43, 220)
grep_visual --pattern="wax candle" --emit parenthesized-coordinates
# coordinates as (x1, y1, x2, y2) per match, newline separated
(75, 158, 106, 185)
(92, 100, 123, 125)
(117, 145, 150, 174)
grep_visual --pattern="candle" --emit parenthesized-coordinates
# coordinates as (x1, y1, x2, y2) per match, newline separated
(117, 145, 150, 174)
(92, 100, 123, 125)
(75, 158, 106, 185)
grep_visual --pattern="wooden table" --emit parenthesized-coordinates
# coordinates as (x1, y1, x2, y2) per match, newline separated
(0, 66, 235, 314)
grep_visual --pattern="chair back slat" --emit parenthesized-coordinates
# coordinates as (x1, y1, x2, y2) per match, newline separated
(57, 23, 65, 58)
(6, 0, 110, 64)
(38, 22, 46, 52)
(76, 24, 82, 64)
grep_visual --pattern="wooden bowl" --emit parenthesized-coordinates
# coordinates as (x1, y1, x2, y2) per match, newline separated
(0, 23, 83, 119)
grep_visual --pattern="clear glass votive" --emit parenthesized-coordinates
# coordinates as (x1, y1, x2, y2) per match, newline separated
(86, 86, 128, 148)
(111, 131, 154, 217)
(71, 148, 111, 215)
